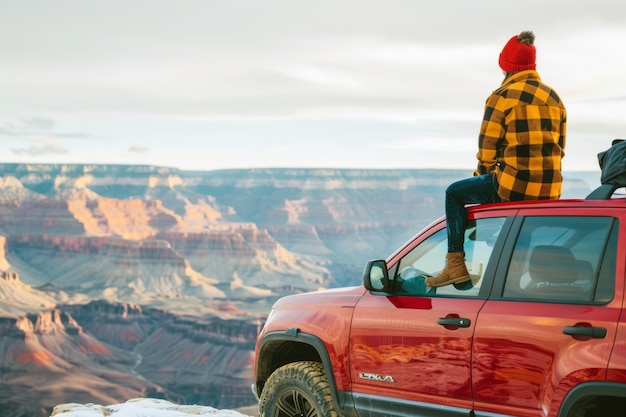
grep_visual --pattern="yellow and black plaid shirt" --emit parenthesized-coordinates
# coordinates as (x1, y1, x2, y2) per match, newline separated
(475, 70, 567, 201)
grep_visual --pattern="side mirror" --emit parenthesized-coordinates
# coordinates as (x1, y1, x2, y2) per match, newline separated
(363, 259, 389, 291)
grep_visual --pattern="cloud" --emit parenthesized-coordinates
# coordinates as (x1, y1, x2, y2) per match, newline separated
(0, 117, 90, 139)
(20, 116, 55, 131)
(0, 1, 624, 170)
(0, 117, 54, 136)
(128, 145, 149, 153)
(11, 142, 69, 156)
(1, 117, 88, 157)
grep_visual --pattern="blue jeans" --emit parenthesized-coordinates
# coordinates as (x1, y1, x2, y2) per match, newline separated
(446, 174, 502, 252)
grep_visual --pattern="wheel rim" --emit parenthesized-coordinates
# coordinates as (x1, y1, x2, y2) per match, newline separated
(274, 388, 317, 417)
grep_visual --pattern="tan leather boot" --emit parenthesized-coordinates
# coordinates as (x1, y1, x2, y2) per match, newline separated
(425, 252, 470, 287)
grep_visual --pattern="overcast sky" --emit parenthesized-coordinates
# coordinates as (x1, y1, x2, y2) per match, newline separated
(1, 1, 624, 172)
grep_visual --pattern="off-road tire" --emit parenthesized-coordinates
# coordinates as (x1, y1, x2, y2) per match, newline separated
(259, 361, 338, 417)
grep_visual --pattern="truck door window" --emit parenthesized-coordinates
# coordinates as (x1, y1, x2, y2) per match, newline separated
(503, 216, 618, 304)
(395, 217, 506, 297)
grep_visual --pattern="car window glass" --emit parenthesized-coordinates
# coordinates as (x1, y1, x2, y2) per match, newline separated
(395, 217, 506, 297)
(595, 222, 618, 303)
(502, 216, 617, 304)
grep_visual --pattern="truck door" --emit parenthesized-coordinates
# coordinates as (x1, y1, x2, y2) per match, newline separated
(473, 213, 622, 417)
(350, 216, 508, 416)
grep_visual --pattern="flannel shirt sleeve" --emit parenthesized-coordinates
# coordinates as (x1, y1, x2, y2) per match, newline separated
(474, 93, 505, 176)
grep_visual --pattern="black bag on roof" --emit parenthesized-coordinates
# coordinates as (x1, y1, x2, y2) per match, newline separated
(598, 139, 626, 185)
(586, 139, 626, 199)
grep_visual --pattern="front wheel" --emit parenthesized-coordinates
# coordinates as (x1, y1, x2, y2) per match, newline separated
(259, 361, 338, 417)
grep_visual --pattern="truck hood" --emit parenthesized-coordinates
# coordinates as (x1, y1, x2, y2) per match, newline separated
(272, 285, 366, 309)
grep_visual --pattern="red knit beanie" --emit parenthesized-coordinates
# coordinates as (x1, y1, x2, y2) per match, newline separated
(499, 31, 536, 73)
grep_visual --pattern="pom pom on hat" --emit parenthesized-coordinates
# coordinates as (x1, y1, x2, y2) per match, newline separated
(499, 30, 536, 73)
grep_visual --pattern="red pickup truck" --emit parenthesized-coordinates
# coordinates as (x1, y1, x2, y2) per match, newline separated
(252, 143, 626, 417)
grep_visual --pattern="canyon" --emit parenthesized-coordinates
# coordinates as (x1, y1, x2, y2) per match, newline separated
(0, 163, 595, 417)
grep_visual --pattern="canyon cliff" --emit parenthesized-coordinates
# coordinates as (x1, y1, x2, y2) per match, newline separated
(0, 164, 595, 417)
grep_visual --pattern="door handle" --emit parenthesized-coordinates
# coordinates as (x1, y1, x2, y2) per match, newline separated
(562, 326, 607, 339)
(437, 317, 471, 328)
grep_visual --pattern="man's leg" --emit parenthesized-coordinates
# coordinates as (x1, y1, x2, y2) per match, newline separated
(426, 174, 501, 287)
(446, 174, 502, 252)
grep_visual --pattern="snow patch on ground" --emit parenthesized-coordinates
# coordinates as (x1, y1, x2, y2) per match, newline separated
(50, 398, 253, 417)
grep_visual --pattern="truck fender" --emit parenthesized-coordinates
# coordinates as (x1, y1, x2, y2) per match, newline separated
(256, 328, 356, 416)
